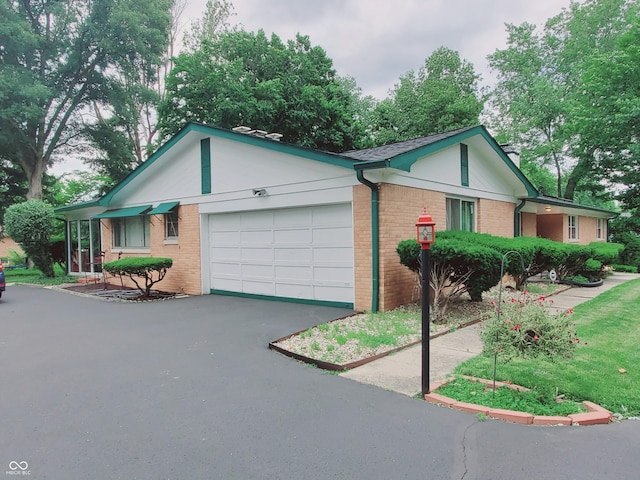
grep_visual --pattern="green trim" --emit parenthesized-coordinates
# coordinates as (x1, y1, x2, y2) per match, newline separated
(381, 125, 538, 197)
(55, 199, 102, 213)
(148, 201, 180, 215)
(460, 143, 469, 187)
(526, 196, 618, 216)
(356, 169, 379, 313)
(89, 122, 356, 209)
(201, 138, 211, 194)
(209, 289, 354, 309)
(94, 205, 151, 219)
(514, 199, 527, 237)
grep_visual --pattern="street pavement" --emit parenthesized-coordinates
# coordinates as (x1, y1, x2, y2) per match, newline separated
(1, 281, 639, 479)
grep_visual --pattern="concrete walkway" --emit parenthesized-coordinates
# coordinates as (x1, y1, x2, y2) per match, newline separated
(340, 272, 640, 397)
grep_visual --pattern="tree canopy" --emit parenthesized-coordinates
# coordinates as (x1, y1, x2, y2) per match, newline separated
(368, 47, 484, 145)
(0, 0, 173, 200)
(158, 29, 367, 151)
(488, 0, 637, 204)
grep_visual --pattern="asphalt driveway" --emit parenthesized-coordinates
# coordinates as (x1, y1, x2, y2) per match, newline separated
(2, 285, 639, 479)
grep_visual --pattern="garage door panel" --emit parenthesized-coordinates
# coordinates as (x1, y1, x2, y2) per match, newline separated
(242, 280, 275, 296)
(313, 247, 353, 263)
(208, 204, 353, 304)
(274, 247, 312, 263)
(241, 264, 274, 278)
(241, 248, 274, 261)
(313, 226, 352, 243)
(273, 228, 312, 243)
(274, 265, 313, 281)
(240, 230, 274, 245)
(211, 247, 241, 261)
(314, 266, 352, 282)
(275, 282, 314, 298)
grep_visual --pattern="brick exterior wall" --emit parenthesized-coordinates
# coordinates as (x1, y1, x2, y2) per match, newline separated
(521, 212, 538, 237)
(477, 199, 515, 238)
(100, 204, 202, 295)
(570, 216, 606, 245)
(536, 214, 563, 242)
(354, 184, 524, 312)
(353, 183, 447, 312)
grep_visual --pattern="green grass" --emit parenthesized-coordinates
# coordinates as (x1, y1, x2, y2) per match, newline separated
(455, 278, 640, 417)
(4, 264, 77, 286)
(437, 377, 585, 416)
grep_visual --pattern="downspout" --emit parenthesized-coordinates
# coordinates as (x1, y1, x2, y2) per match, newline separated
(514, 199, 527, 237)
(356, 169, 380, 313)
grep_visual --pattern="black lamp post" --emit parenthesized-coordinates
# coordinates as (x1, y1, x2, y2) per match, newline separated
(416, 208, 436, 395)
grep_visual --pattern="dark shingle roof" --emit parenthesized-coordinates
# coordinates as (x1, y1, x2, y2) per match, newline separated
(341, 126, 478, 162)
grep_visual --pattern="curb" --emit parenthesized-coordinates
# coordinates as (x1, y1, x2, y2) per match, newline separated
(424, 376, 612, 426)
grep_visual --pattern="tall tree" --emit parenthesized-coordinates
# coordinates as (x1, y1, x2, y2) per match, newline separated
(158, 29, 366, 151)
(368, 47, 484, 145)
(0, 0, 173, 200)
(488, 0, 633, 200)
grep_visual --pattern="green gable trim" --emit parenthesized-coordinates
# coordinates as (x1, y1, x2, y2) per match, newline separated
(460, 143, 469, 187)
(201, 137, 211, 194)
(55, 199, 102, 213)
(94, 205, 151, 219)
(369, 125, 538, 197)
(210, 289, 354, 309)
(148, 202, 180, 215)
(187, 123, 357, 169)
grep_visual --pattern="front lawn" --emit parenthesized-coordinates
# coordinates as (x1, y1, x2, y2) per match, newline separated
(4, 264, 77, 286)
(455, 278, 640, 417)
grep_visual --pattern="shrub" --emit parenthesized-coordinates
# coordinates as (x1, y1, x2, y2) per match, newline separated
(480, 291, 579, 361)
(611, 264, 638, 273)
(578, 258, 603, 281)
(397, 238, 502, 322)
(4, 200, 55, 277)
(588, 242, 624, 267)
(613, 233, 640, 269)
(103, 257, 173, 297)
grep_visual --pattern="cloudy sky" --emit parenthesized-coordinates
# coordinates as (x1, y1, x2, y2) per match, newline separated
(181, 0, 575, 100)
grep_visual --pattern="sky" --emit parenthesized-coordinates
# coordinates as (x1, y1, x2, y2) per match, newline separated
(53, 0, 575, 176)
(181, 0, 575, 100)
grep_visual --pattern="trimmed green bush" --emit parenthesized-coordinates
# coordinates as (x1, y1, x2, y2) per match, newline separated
(611, 264, 638, 273)
(589, 242, 624, 266)
(103, 257, 173, 297)
(4, 200, 55, 277)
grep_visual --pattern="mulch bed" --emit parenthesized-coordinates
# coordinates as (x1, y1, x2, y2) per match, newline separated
(63, 282, 177, 301)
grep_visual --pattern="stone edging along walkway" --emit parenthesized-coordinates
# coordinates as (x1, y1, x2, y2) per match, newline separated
(425, 376, 612, 426)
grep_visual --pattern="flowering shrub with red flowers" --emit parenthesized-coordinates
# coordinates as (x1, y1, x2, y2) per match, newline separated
(480, 291, 580, 361)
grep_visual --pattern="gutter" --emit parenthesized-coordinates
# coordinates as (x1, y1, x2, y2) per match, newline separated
(514, 199, 527, 237)
(355, 168, 381, 313)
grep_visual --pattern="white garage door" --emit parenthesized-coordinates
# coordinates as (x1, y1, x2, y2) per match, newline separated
(208, 203, 353, 306)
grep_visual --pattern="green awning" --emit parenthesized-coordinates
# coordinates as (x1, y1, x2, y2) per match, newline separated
(94, 205, 151, 219)
(147, 201, 180, 215)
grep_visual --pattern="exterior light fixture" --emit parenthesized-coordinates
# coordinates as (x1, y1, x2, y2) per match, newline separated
(416, 208, 436, 249)
(416, 207, 436, 395)
(545, 206, 552, 212)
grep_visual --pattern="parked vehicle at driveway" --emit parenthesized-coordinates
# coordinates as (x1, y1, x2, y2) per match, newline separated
(0, 260, 5, 298)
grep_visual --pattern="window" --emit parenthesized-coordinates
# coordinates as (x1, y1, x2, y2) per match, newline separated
(596, 218, 604, 240)
(113, 216, 150, 248)
(447, 198, 475, 231)
(568, 215, 578, 241)
(165, 211, 179, 239)
(460, 143, 469, 186)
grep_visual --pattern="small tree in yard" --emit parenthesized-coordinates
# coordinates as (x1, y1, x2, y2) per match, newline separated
(103, 258, 173, 298)
(4, 200, 55, 277)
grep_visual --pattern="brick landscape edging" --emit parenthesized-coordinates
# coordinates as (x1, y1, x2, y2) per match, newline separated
(425, 376, 612, 426)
